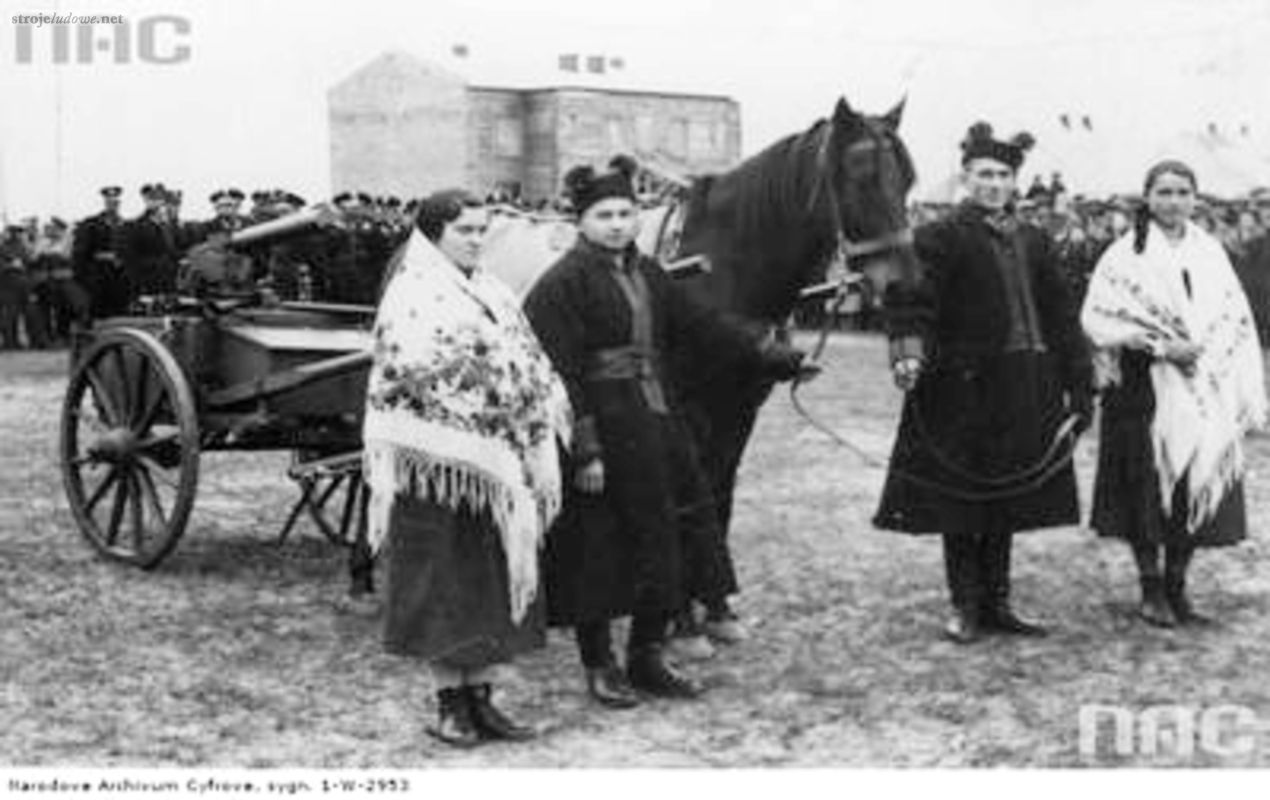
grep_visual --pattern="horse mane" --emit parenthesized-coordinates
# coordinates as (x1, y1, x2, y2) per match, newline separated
(677, 105, 915, 321)
(717, 120, 830, 242)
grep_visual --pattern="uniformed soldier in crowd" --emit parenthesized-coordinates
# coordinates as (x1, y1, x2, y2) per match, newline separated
(22, 220, 53, 349)
(247, 190, 274, 224)
(73, 186, 129, 319)
(874, 122, 1094, 644)
(332, 192, 355, 213)
(0, 225, 33, 349)
(122, 183, 182, 301)
(30, 217, 86, 344)
(204, 188, 251, 237)
(227, 187, 248, 223)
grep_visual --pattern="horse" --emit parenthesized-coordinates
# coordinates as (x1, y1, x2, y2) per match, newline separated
(660, 96, 918, 549)
(344, 99, 916, 599)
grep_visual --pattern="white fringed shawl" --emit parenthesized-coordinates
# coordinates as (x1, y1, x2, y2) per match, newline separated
(363, 230, 572, 623)
(1081, 221, 1267, 532)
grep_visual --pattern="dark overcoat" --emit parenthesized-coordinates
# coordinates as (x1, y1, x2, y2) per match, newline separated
(122, 213, 180, 297)
(72, 211, 128, 318)
(874, 203, 1092, 535)
(523, 240, 761, 625)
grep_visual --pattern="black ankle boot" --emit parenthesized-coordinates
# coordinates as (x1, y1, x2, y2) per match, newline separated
(427, 687, 481, 748)
(1138, 575, 1177, 628)
(944, 607, 985, 644)
(468, 684, 535, 742)
(627, 646, 703, 699)
(1164, 568, 1212, 626)
(982, 603, 1049, 637)
(586, 664, 641, 709)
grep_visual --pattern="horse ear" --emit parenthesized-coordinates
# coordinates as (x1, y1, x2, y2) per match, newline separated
(882, 97, 906, 130)
(833, 97, 857, 125)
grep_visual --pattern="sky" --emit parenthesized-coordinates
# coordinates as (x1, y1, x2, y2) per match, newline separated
(1, 0, 1268, 221)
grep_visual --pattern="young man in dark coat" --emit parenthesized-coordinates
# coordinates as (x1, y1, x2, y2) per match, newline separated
(524, 157, 809, 707)
(874, 123, 1094, 644)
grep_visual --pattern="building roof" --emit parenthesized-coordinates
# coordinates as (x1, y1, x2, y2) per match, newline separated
(470, 83, 736, 104)
(332, 50, 737, 107)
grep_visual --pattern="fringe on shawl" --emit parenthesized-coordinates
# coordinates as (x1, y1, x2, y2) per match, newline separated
(1153, 430, 1245, 533)
(364, 440, 561, 624)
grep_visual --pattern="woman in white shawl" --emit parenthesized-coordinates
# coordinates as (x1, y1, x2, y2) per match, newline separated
(363, 190, 572, 747)
(1081, 161, 1266, 627)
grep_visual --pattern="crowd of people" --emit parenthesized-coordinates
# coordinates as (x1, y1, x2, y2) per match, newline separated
(0, 185, 415, 350)
(906, 177, 1270, 340)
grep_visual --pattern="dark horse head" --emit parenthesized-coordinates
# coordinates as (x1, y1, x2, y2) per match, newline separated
(667, 96, 918, 537)
(673, 96, 917, 324)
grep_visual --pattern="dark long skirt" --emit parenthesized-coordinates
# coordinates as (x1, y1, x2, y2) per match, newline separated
(543, 412, 734, 626)
(383, 495, 545, 670)
(874, 350, 1081, 535)
(1091, 350, 1247, 548)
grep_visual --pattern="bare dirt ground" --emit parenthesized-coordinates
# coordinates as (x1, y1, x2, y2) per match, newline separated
(3, 334, 1269, 768)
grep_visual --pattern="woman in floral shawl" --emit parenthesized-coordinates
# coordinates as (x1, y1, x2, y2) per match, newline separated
(363, 190, 572, 747)
(1081, 161, 1266, 628)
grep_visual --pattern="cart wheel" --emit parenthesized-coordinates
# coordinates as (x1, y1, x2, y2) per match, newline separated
(61, 328, 200, 568)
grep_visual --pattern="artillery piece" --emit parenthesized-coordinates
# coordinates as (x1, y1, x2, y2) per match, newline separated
(60, 205, 377, 586)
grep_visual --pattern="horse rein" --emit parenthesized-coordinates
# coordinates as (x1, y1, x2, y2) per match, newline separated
(790, 124, 1082, 501)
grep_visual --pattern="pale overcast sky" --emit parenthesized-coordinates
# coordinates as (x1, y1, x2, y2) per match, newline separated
(1, 0, 1268, 219)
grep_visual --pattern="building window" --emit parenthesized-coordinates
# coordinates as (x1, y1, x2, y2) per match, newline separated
(635, 114, 655, 151)
(666, 118, 688, 158)
(689, 119, 714, 158)
(607, 116, 626, 153)
(529, 109, 553, 135)
(496, 117, 522, 157)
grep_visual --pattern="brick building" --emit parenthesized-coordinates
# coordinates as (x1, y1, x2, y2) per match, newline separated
(328, 51, 741, 202)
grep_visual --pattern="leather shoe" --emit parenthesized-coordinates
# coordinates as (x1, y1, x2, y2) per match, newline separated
(627, 648, 703, 699)
(1166, 592, 1213, 627)
(943, 612, 984, 645)
(586, 665, 641, 709)
(982, 605, 1049, 637)
(1165, 577, 1214, 627)
(468, 684, 535, 742)
(1139, 576, 1178, 628)
(703, 614, 749, 645)
(426, 687, 481, 749)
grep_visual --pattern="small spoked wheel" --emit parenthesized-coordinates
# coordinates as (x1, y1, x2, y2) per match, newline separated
(60, 328, 200, 568)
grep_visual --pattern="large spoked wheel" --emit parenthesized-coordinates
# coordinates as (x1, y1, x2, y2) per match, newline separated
(60, 328, 200, 568)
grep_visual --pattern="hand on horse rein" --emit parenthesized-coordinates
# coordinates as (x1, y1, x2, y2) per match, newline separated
(760, 341, 818, 383)
(1069, 390, 1094, 436)
(574, 459, 605, 494)
(892, 357, 923, 391)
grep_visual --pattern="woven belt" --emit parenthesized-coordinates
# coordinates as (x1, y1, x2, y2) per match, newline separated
(585, 345, 657, 381)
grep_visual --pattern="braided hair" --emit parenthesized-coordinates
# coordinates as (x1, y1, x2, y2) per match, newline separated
(1133, 160, 1197, 254)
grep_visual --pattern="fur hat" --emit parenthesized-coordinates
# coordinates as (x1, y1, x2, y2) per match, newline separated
(563, 155, 638, 216)
(960, 122, 1035, 171)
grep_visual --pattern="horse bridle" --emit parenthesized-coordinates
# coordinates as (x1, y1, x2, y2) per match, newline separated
(792, 121, 1082, 500)
(807, 123, 914, 272)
